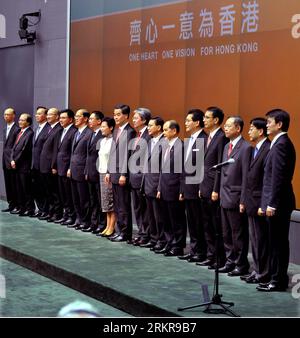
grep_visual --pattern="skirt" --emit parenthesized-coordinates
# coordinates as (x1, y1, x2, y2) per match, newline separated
(99, 173, 114, 212)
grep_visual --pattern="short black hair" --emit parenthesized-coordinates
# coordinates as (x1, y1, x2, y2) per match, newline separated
(102, 116, 116, 130)
(250, 117, 267, 136)
(187, 109, 204, 128)
(206, 106, 224, 125)
(92, 110, 104, 120)
(24, 114, 32, 125)
(266, 108, 290, 132)
(150, 116, 164, 130)
(60, 109, 74, 119)
(36, 106, 48, 114)
(82, 111, 90, 119)
(114, 103, 130, 117)
(168, 120, 180, 134)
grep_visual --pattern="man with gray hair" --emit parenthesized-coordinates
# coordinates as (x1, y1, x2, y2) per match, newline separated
(129, 107, 152, 246)
(219, 116, 252, 276)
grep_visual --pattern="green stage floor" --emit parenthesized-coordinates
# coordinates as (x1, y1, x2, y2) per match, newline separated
(0, 201, 299, 317)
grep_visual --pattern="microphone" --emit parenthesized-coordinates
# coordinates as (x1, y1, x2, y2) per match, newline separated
(211, 158, 235, 170)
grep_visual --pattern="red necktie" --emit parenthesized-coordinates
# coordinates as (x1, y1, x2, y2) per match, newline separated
(227, 142, 233, 157)
(134, 131, 141, 149)
(15, 130, 24, 144)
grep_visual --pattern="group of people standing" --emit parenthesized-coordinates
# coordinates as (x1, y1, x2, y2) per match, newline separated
(1, 104, 296, 293)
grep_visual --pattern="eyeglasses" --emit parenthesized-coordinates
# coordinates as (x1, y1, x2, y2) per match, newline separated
(204, 116, 213, 120)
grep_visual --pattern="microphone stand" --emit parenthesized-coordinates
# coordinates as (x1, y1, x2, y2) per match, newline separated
(177, 166, 239, 317)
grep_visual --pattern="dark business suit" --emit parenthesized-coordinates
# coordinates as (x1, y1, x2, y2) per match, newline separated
(180, 130, 207, 258)
(84, 130, 105, 229)
(158, 138, 187, 253)
(11, 128, 35, 213)
(2, 123, 20, 210)
(108, 123, 136, 240)
(129, 129, 151, 242)
(40, 123, 63, 218)
(52, 125, 77, 221)
(142, 134, 166, 248)
(70, 126, 93, 227)
(31, 122, 51, 214)
(200, 128, 228, 264)
(241, 138, 270, 282)
(261, 134, 296, 288)
(220, 137, 252, 272)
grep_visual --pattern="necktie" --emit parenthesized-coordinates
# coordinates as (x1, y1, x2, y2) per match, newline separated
(185, 136, 194, 161)
(75, 131, 81, 142)
(207, 134, 212, 148)
(35, 126, 41, 140)
(164, 144, 171, 162)
(253, 146, 258, 159)
(116, 128, 122, 142)
(60, 128, 67, 143)
(227, 142, 233, 157)
(15, 130, 24, 144)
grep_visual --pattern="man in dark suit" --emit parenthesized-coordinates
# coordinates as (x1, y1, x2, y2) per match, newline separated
(10, 113, 35, 216)
(157, 120, 186, 256)
(198, 107, 228, 269)
(39, 108, 63, 222)
(129, 107, 152, 246)
(257, 109, 296, 292)
(31, 106, 51, 217)
(52, 109, 77, 226)
(179, 109, 207, 263)
(106, 104, 136, 243)
(68, 109, 93, 230)
(219, 116, 252, 276)
(83, 111, 105, 233)
(142, 117, 166, 251)
(2, 108, 20, 212)
(240, 118, 270, 284)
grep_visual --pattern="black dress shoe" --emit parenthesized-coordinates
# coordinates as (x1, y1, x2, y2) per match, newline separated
(196, 259, 214, 266)
(54, 218, 67, 224)
(29, 212, 42, 218)
(164, 249, 184, 257)
(82, 227, 93, 232)
(108, 233, 120, 240)
(67, 223, 77, 228)
(10, 209, 21, 214)
(126, 239, 133, 244)
(61, 219, 75, 226)
(245, 277, 260, 284)
(140, 242, 155, 248)
(92, 227, 102, 234)
(38, 214, 51, 220)
(218, 265, 235, 273)
(227, 268, 249, 277)
(154, 246, 169, 254)
(132, 237, 141, 246)
(1, 208, 11, 212)
(188, 255, 207, 263)
(19, 210, 34, 217)
(177, 253, 193, 260)
(256, 282, 287, 292)
(111, 235, 127, 242)
(240, 274, 252, 281)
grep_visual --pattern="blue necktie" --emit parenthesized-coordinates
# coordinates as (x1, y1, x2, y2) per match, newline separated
(253, 146, 258, 159)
